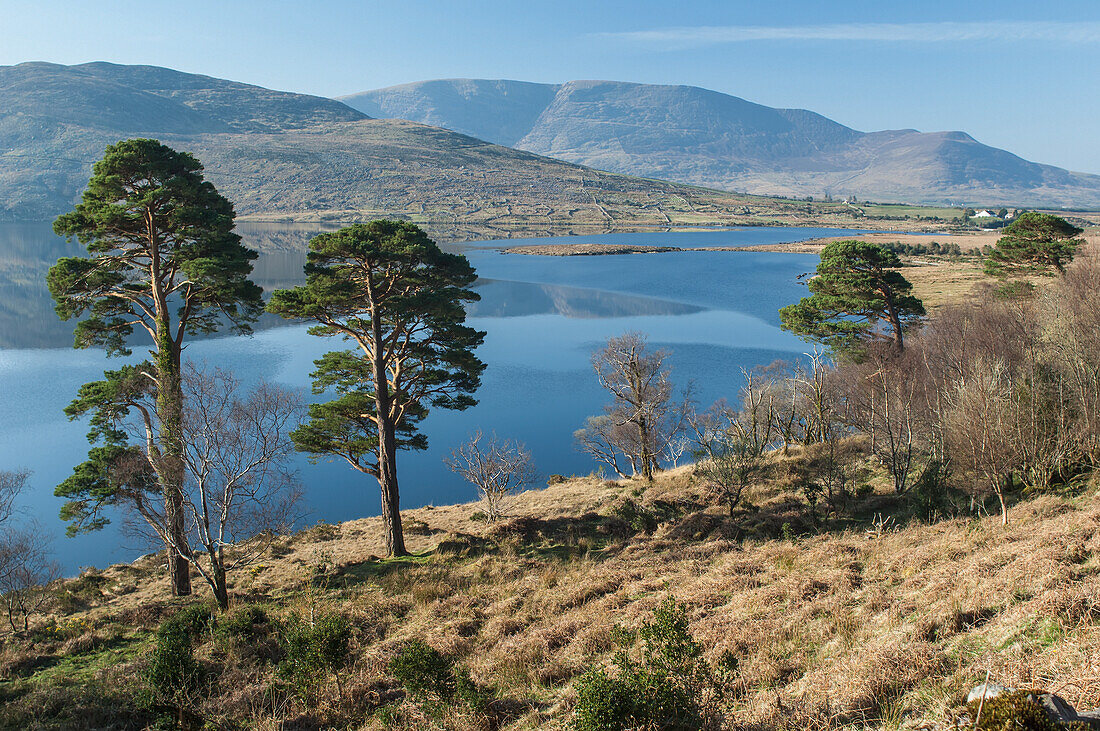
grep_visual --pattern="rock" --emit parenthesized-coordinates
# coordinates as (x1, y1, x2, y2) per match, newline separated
(966, 684, 1100, 728)
(1077, 710, 1100, 727)
(968, 683, 1010, 703)
(1037, 692, 1079, 724)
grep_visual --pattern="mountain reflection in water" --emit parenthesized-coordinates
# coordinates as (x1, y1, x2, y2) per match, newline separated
(0, 221, 834, 571)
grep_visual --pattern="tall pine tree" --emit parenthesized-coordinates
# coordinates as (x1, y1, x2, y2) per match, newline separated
(268, 222, 485, 556)
(779, 240, 925, 359)
(49, 139, 262, 596)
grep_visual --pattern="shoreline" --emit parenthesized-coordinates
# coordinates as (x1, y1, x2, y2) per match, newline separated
(500, 231, 1001, 256)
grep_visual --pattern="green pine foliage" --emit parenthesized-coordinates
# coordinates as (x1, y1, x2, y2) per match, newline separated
(983, 212, 1084, 278)
(267, 221, 485, 556)
(779, 240, 925, 357)
(48, 138, 262, 355)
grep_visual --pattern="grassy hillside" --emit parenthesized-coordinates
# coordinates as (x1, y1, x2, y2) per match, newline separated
(2, 453, 1097, 730)
(0, 62, 965, 228)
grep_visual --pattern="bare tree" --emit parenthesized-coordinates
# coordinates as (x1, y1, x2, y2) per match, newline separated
(794, 349, 846, 446)
(0, 470, 59, 633)
(57, 365, 303, 610)
(178, 365, 303, 609)
(1040, 250, 1100, 468)
(689, 402, 764, 529)
(944, 357, 1020, 524)
(589, 332, 689, 480)
(446, 431, 537, 522)
(574, 415, 631, 479)
(837, 346, 931, 494)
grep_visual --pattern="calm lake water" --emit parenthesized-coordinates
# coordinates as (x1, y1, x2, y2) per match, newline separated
(0, 223, 849, 571)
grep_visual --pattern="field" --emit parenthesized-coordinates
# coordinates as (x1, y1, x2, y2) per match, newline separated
(2, 452, 1097, 730)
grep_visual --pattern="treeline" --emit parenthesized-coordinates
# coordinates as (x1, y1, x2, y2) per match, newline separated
(574, 214, 1096, 529)
(882, 241, 965, 257)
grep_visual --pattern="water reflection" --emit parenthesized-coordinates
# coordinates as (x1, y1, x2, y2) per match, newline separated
(0, 221, 831, 571)
(1, 224, 725, 348)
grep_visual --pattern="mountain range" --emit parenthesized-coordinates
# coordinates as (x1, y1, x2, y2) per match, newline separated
(341, 79, 1100, 208)
(2, 62, 1097, 225)
(0, 62, 843, 228)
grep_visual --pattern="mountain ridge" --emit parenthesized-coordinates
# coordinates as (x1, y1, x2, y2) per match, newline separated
(340, 78, 1100, 208)
(0, 62, 883, 229)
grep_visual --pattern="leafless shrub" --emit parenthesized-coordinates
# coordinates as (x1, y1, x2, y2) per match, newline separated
(446, 431, 538, 522)
(689, 400, 765, 528)
(0, 470, 59, 633)
(178, 364, 304, 609)
(943, 356, 1020, 524)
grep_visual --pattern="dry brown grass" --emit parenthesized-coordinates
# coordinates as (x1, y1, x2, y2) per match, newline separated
(7, 453, 1098, 729)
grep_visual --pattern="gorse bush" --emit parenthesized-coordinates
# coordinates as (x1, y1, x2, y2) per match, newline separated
(388, 639, 490, 710)
(165, 604, 215, 638)
(143, 604, 215, 704)
(572, 596, 730, 731)
(278, 612, 351, 698)
(146, 621, 203, 701)
(218, 604, 268, 641)
(612, 499, 658, 534)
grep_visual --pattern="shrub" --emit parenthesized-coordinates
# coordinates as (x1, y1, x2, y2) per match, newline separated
(571, 596, 727, 730)
(907, 459, 964, 522)
(612, 499, 658, 534)
(162, 603, 215, 639)
(146, 620, 203, 701)
(388, 640, 489, 709)
(278, 612, 351, 698)
(218, 604, 268, 641)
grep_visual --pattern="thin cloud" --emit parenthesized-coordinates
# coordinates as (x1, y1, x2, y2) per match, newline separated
(598, 21, 1100, 48)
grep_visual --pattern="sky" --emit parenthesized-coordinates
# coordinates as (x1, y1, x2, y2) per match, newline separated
(3, 0, 1099, 172)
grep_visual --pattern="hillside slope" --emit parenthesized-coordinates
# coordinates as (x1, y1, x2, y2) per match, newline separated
(1, 62, 923, 230)
(2, 459, 1098, 729)
(343, 78, 1100, 208)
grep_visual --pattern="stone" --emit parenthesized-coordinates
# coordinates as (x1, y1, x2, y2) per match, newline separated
(967, 683, 1010, 704)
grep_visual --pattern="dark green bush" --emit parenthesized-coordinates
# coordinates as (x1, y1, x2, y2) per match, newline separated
(612, 499, 658, 534)
(389, 640, 455, 699)
(163, 603, 215, 638)
(574, 664, 695, 731)
(146, 621, 203, 701)
(278, 612, 351, 698)
(571, 596, 725, 730)
(388, 640, 490, 709)
(218, 604, 268, 640)
(908, 459, 964, 522)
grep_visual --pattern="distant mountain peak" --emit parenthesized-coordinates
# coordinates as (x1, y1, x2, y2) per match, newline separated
(341, 77, 1100, 207)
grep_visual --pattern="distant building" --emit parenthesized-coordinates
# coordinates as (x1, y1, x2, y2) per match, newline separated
(972, 210, 996, 218)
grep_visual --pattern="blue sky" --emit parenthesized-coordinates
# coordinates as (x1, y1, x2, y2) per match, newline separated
(3, 0, 1099, 172)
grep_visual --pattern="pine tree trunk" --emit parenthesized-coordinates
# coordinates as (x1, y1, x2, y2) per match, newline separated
(377, 419, 406, 556)
(369, 289, 407, 558)
(157, 343, 192, 597)
(149, 215, 190, 598)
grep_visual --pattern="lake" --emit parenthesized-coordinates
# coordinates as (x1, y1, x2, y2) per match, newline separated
(0, 223, 852, 571)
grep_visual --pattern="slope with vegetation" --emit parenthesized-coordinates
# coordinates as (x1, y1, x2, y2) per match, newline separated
(0, 62, 957, 230)
(1, 452, 1097, 729)
(2, 208, 1099, 728)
